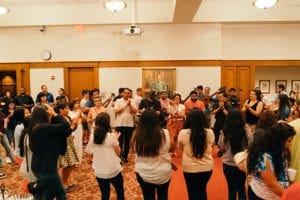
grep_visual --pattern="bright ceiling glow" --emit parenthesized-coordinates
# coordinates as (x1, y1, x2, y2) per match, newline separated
(253, 0, 278, 9)
(0, 6, 8, 15)
(103, 1, 127, 12)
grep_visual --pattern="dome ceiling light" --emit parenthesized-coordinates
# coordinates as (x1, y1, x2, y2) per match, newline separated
(253, 0, 278, 9)
(103, 0, 127, 12)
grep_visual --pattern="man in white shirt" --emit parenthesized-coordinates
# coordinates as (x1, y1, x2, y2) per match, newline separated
(114, 88, 137, 163)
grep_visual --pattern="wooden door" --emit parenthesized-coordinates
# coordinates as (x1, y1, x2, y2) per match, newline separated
(67, 68, 95, 100)
(221, 66, 255, 107)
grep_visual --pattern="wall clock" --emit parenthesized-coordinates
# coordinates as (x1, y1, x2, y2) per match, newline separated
(41, 50, 52, 61)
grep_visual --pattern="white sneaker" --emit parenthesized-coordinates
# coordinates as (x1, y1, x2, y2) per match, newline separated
(0, 172, 7, 179)
(5, 157, 12, 164)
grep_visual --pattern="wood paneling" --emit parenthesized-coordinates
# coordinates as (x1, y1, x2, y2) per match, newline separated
(0, 63, 30, 96)
(1, 60, 299, 103)
(68, 68, 95, 100)
(221, 65, 255, 106)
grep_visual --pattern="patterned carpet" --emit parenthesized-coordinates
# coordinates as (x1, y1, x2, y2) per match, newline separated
(0, 148, 226, 200)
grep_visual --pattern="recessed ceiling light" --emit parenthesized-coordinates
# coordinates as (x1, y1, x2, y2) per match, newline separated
(103, 1, 127, 12)
(253, 0, 278, 9)
(0, 6, 8, 15)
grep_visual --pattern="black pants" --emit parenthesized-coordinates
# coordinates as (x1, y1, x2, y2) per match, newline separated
(96, 172, 124, 200)
(183, 170, 212, 200)
(223, 163, 246, 200)
(248, 186, 264, 200)
(116, 126, 134, 160)
(213, 121, 224, 145)
(136, 173, 170, 200)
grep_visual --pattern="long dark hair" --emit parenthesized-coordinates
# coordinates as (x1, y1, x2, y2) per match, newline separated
(28, 106, 49, 151)
(132, 109, 165, 157)
(256, 110, 278, 131)
(93, 112, 111, 145)
(184, 108, 208, 158)
(278, 94, 290, 119)
(11, 108, 25, 132)
(222, 110, 248, 155)
(247, 123, 296, 177)
(54, 101, 68, 114)
(19, 116, 31, 157)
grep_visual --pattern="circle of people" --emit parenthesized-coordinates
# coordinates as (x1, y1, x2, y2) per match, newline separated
(0, 83, 299, 200)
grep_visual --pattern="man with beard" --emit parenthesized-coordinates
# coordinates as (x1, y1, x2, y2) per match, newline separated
(184, 90, 205, 114)
(14, 87, 34, 110)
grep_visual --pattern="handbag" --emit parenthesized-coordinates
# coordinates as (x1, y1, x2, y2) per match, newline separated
(233, 150, 248, 173)
(27, 181, 43, 195)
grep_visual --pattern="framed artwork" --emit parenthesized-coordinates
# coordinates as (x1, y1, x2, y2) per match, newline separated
(275, 80, 287, 91)
(142, 68, 176, 97)
(291, 80, 300, 92)
(259, 80, 270, 94)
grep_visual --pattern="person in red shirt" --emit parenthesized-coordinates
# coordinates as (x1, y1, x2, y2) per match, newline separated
(184, 91, 205, 114)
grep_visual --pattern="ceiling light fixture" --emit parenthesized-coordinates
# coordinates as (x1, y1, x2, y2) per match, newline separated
(253, 0, 278, 9)
(0, 6, 8, 15)
(103, 0, 127, 12)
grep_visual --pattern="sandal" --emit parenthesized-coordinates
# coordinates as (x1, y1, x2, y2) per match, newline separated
(65, 184, 76, 193)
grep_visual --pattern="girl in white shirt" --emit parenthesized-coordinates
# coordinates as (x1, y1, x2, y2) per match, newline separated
(90, 112, 124, 200)
(132, 109, 173, 200)
(178, 108, 214, 200)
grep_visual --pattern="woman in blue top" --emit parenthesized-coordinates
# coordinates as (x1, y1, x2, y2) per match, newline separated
(247, 123, 296, 200)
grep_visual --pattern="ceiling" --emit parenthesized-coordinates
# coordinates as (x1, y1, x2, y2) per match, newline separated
(0, 0, 300, 27)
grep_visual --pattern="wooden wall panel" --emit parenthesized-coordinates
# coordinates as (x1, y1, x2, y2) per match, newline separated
(0, 60, 298, 103)
(68, 68, 94, 99)
(221, 66, 237, 89)
(238, 67, 251, 105)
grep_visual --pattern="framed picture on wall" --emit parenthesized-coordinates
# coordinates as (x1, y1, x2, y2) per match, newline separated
(142, 68, 176, 97)
(275, 80, 287, 91)
(259, 80, 270, 94)
(292, 80, 300, 92)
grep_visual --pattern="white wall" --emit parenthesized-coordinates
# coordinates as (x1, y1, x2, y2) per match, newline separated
(1, 23, 300, 62)
(222, 24, 300, 60)
(255, 67, 300, 101)
(99, 67, 142, 95)
(99, 66, 221, 99)
(30, 68, 64, 101)
(176, 67, 221, 98)
(0, 24, 221, 62)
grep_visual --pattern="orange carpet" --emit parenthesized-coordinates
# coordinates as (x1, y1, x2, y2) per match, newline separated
(0, 148, 227, 199)
(169, 151, 227, 200)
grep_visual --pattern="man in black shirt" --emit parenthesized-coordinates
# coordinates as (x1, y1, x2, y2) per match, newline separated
(14, 87, 34, 110)
(138, 91, 161, 116)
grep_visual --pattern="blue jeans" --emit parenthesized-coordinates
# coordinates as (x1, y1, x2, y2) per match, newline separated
(0, 134, 15, 163)
(136, 173, 170, 200)
(96, 172, 124, 200)
(34, 171, 66, 200)
(4, 128, 13, 145)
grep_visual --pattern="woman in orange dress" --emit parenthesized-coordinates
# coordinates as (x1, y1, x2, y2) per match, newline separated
(167, 93, 185, 156)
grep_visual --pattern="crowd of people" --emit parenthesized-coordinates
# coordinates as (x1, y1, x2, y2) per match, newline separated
(0, 82, 299, 200)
